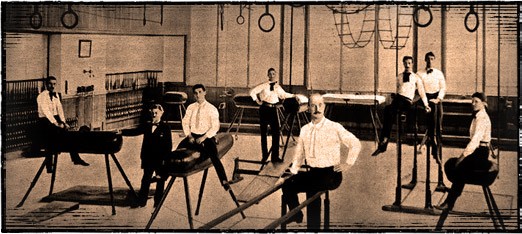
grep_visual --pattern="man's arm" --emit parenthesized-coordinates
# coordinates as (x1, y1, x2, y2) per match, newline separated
(204, 106, 220, 139)
(276, 85, 294, 99)
(289, 133, 305, 174)
(181, 105, 193, 137)
(415, 76, 431, 111)
(334, 125, 361, 172)
(249, 82, 265, 103)
(437, 72, 447, 100)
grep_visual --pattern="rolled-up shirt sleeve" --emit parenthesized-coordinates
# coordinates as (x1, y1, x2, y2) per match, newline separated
(338, 125, 361, 166)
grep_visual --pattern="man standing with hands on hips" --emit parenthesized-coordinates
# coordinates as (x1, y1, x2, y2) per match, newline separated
(249, 68, 294, 163)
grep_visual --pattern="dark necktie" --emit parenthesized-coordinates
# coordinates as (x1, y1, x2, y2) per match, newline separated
(427, 68, 433, 74)
(49, 92, 57, 101)
(402, 73, 410, 83)
(269, 82, 276, 91)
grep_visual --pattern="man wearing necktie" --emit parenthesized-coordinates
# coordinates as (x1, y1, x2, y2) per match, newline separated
(36, 76, 89, 173)
(417, 52, 447, 161)
(282, 93, 361, 227)
(249, 68, 294, 163)
(372, 56, 431, 156)
(177, 84, 230, 190)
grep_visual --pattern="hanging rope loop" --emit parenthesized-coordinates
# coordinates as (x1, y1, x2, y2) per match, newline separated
(465, 5, 479, 32)
(61, 4, 79, 29)
(258, 5, 275, 32)
(29, 4, 43, 29)
(236, 4, 245, 25)
(413, 5, 432, 27)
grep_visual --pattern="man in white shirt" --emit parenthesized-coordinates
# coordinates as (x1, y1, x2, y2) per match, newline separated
(249, 68, 294, 163)
(282, 93, 361, 227)
(372, 56, 431, 156)
(36, 76, 89, 173)
(178, 84, 230, 190)
(435, 92, 491, 211)
(417, 52, 447, 159)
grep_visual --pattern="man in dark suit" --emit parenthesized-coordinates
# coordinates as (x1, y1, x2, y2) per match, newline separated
(134, 104, 172, 208)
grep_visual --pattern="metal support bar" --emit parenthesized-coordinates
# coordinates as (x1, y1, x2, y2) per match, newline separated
(183, 177, 194, 229)
(16, 158, 47, 207)
(146, 177, 177, 229)
(104, 154, 116, 215)
(195, 169, 209, 216)
(265, 190, 326, 230)
(110, 153, 138, 198)
(49, 154, 58, 196)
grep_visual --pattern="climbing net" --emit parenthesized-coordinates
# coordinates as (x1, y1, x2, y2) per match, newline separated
(327, 4, 414, 50)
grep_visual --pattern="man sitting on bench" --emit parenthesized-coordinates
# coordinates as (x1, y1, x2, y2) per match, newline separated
(282, 93, 361, 228)
(156, 84, 230, 190)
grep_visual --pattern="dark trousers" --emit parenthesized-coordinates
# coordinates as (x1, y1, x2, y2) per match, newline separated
(177, 133, 228, 183)
(426, 93, 443, 145)
(380, 95, 413, 142)
(138, 167, 165, 205)
(444, 146, 489, 204)
(37, 117, 82, 162)
(259, 105, 280, 161)
(282, 167, 342, 229)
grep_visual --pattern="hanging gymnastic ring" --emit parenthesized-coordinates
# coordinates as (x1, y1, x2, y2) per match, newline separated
(464, 7, 479, 32)
(413, 5, 432, 28)
(237, 15, 244, 25)
(258, 6, 275, 33)
(29, 12, 43, 29)
(61, 5, 79, 29)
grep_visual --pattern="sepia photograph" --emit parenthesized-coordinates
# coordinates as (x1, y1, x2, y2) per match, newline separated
(2, 1, 519, 231)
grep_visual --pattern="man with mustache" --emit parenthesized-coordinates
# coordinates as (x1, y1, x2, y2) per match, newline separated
(36, 76, 89, 173)
(281, 93, 361, 228)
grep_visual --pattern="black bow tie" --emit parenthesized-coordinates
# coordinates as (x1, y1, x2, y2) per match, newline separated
(269, 82, 276, 91)
(49, 92, 57, 100)
(471, 111, 479, 119)
(427, 68, 433, 74)
(152, 122, 160, 126)
(402, 73, 410, 83)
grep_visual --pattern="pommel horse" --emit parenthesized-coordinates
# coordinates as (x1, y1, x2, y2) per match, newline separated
(145, 132, 245, 229)
(17, 130, 137, 215)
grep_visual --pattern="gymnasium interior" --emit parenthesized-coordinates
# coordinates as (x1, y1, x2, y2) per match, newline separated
(2, 2, 520, 231)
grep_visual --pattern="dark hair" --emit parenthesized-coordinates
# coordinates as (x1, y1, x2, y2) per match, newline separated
(150, 103, 164, 112)
(267, 68, 276, 74)
(46, 76, 57, 83)
(402, 56, 413, 62)
(192, 84, 206, 92)
(425, 51, 435, 60)
(471, 92, 487, 103)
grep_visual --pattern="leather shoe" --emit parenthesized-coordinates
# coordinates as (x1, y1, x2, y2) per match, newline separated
(150, 175, 165, 183)
(221, 180, 231, 191)
(371, 140, 388, 157)
(271, 157, 284, 163)
(283, 212, 303, 225)
(434, 202, 453, 211)
(73, 160, 90, 166)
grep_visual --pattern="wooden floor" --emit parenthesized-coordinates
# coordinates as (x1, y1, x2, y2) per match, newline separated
(3, 132, 519, 231)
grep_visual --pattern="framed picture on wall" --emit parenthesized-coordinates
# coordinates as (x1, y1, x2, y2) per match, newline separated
(79, 40, 92, 58)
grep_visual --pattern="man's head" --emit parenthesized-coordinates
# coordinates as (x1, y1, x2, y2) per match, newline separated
(425, 52, 435, 69)
(150, 104, 164, 123)
(192, 84, 207, 103)
(471, 92, 487, 112)
(402, 56, 413, 72)
(267, 68, 277, 83)
(308, 93, 325, 122)
(45, 76, 57, 92)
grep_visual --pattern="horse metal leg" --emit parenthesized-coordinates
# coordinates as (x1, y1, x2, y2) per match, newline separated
(104, 154, 115, 215)
(146, 177, 176, 230)
(195, 169, 209, 216)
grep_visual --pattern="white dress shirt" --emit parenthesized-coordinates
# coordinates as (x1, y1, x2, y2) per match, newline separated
(37, 90, 65, 124)
(249, 81, 293, 104)
(289, 117, 361, 174)
(182, 100, 220, 139)
(397, 72, 429, 107)
(463, 108, 491, 157)
(417, 68, 446, 100)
